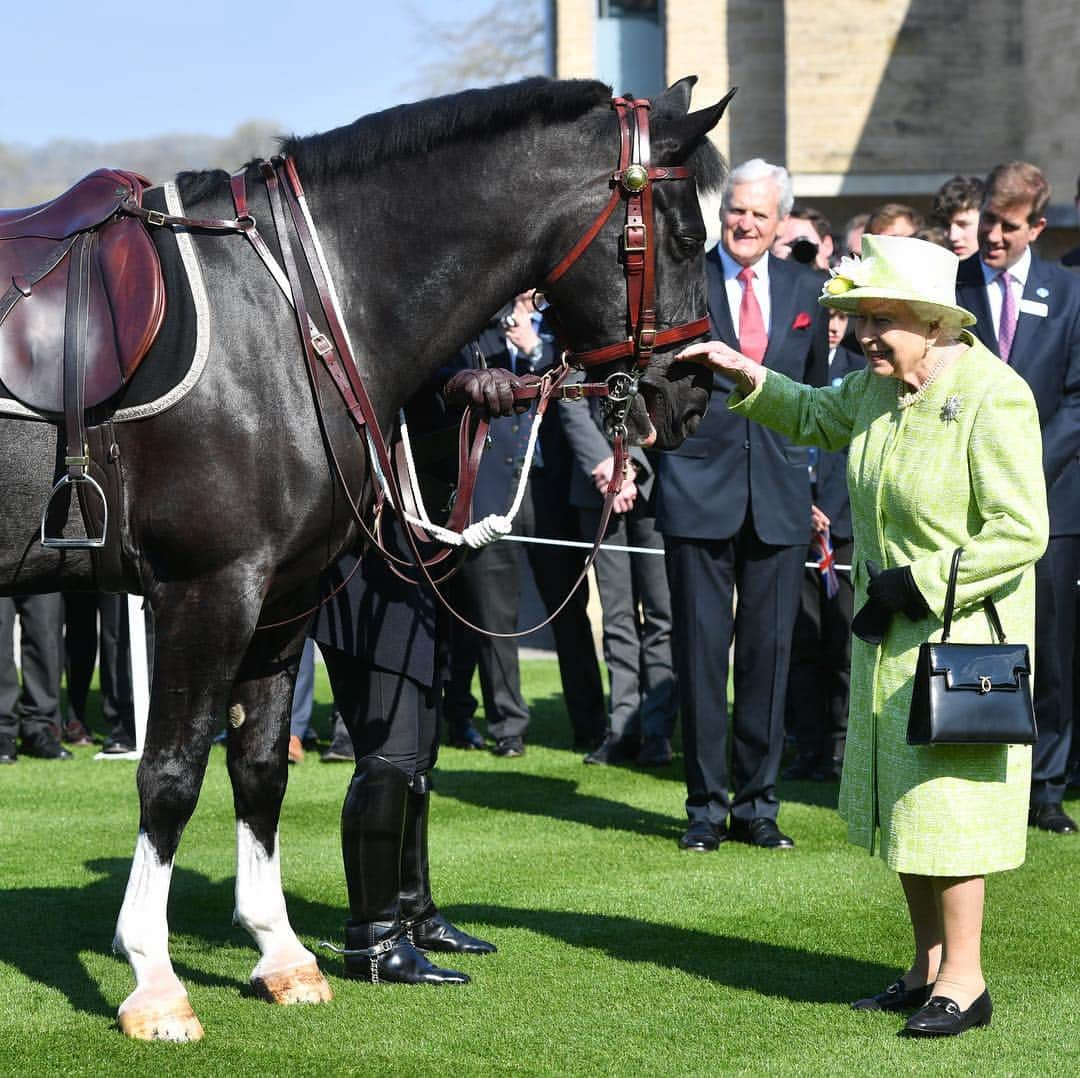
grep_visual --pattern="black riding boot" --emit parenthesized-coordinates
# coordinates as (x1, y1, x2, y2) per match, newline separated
(400, 771, 496, 955)
(341, 756, 469, 984)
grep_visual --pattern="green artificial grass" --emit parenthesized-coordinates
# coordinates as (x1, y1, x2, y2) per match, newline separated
(0, 659, 1077, 1076)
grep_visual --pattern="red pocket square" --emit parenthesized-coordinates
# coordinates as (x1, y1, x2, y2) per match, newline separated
(792, 311, 812, 330)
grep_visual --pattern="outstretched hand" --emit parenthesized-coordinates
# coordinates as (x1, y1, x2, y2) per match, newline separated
(443, 368, 533, 417)
(675, 341, 766, 395)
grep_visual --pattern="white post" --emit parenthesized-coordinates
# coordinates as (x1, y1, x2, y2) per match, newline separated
(95, 594, 149, 762)
(127, 594, 150, 755)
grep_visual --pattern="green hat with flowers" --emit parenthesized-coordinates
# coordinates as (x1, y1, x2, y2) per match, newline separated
(818, 234, 977, 326)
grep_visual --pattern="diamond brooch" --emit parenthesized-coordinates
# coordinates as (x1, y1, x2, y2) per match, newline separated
(940, 395, 963, 423)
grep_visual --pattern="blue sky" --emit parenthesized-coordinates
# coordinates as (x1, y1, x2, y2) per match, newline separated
(4, 0, 498, 146)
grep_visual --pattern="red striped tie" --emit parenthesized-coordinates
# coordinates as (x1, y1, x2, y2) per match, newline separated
(737, 265, 768, 361)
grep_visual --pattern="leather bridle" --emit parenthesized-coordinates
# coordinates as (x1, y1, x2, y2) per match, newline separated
(542, 95, 711, 374)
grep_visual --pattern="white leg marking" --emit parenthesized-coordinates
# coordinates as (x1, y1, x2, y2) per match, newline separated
(114, 831, 178, 990)
(114, 832, 202, 1040)
(236, 823, 329, 1002)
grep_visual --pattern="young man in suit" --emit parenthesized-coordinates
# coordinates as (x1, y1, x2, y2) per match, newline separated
(955, 161, 1080, 834)
(559, 382, 677, 767)
(655, 158, 829, 851)
(442, 293, 605, 759)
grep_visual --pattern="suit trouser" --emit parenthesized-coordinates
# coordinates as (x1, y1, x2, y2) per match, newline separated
(290, 638, 316, 740)
(579, 505, 676, 741)
(665, 522, 805, 826)
(1030, 534, 1080, 805)
(63, 593, 135, 735)
(785, 537, 854, 767)
(451, 474, 604, 743)
(0, 594, 63, 740)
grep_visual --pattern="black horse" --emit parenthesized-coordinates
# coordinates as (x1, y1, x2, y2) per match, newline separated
(0, 76, 729, 1040)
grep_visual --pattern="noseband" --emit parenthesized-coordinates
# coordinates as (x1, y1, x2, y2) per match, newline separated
(542, 95, 711, 373)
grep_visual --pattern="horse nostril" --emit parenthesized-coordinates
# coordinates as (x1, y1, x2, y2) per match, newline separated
(686, 414, 701, 436)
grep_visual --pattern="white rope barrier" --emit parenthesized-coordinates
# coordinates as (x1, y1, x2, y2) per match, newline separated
(499, 531, 852, 571)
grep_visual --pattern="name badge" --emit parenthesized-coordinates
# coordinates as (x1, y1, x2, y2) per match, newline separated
(1019, 299, 1049, 317)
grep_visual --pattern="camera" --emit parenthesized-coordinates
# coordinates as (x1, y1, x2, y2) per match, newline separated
(492, 302, 517, 331)
(789, 236, 819, 265)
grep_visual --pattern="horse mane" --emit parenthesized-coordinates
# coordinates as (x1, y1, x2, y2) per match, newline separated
(176, 77, 726, 202)
(176, 78, 611, 204)
(280, 77, 613, 181)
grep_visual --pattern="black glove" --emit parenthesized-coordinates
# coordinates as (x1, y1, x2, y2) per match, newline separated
(851, 597, 892, 645)
(443, 368, 532, 417)
(852, 561, 929, 646)
(865, 561, 930, 620)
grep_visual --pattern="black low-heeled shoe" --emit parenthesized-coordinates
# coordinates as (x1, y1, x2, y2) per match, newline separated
(851, 977, 933, 1012)
(902, 989, 992, 1037)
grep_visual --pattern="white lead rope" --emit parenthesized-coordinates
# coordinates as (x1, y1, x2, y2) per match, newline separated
(379, 404, 546, 549)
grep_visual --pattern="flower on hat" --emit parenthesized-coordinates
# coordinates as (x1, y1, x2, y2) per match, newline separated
(822, 254, 873, 297)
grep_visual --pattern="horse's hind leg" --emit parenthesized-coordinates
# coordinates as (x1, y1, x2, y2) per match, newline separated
(226, 626, 332, 1006)
(113, 583, 262, 1042)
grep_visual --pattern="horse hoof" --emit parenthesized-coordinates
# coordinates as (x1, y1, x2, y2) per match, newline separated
(251, 960, 334, 1005)
(117, 996, 205, 1042)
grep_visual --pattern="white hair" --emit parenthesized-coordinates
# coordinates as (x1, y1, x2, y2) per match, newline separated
(723, 158, 794, 218)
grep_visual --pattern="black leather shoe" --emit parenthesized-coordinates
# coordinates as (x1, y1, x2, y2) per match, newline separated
(902, 989, 992, 1037)
(729, 817, 795, 849)
(493, 736, 524, 758)
(342, 923, 470, 985)
(583, 732, 638, 766)
(1029, 803, 1078, 834)
(678, 819, 726, 852)
(635, 736, 673, 767)
(21, 733, 72, 760)
(448, 721, 486, 750)
(851, 977, 933, 1012)
(408, 912, 496, 955)
(101, 728, 135, 755)
(0, 735, 17, 764)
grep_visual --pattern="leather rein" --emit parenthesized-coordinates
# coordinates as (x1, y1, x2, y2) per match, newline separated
(127, 94, 706, 634)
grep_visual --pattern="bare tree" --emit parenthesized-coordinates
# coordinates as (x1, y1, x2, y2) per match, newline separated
(406, 0, 546, 97)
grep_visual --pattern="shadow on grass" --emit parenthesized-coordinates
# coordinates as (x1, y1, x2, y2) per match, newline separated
(442, 903, 895, 1004)
(0, 857, 891, 1017)
(434, 769, 685, 841)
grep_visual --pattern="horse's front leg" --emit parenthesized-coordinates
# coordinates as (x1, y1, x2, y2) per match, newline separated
(226, 625, 332, 1006)
(113, 580, 261, 1042)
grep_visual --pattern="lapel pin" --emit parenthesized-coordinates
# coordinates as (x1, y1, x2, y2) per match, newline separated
(1036, 287, 1049, 298)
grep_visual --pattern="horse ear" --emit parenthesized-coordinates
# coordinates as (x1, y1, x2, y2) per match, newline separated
(652, 87, 737, 164)
(655, 76, 699, 116)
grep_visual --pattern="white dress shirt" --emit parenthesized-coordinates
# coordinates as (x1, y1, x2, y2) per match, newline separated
(718, 247, 772, 337)
(980, 245, 1030, 337)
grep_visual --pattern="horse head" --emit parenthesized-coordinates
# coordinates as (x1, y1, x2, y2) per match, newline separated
(539, 78, 734, 449)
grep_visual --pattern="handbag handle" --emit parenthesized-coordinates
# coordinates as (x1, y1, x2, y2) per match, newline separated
(941, 547, 1007, 644)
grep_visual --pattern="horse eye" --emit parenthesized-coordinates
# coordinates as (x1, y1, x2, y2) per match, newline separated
(675, 234, 704, 255)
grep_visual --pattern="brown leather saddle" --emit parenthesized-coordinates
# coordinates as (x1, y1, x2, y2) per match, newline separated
(0, 169, 166, 546)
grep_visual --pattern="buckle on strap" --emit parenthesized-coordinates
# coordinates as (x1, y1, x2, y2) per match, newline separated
(312, 333, 333, 356)
(145, 210, 166, 227)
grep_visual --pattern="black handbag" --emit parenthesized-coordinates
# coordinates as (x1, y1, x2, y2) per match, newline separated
(907, 548, 1037, 746)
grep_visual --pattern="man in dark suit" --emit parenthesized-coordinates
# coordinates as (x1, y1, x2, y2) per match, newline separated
(784, 308, 865, 781)
(559, 383, 677, 767)
(443, 292, 605, 758)
(955, 161, 1080, 834)
(656, 158, 829, 851)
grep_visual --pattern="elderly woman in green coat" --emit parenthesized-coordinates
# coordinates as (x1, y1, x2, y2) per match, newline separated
(678, 234, 1048, 1038)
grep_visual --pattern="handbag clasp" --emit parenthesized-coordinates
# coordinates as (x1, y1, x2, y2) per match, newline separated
(978, 675, 992, 694)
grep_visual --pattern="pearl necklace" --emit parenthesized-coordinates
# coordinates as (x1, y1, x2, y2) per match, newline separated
(896, 352, 950, 410)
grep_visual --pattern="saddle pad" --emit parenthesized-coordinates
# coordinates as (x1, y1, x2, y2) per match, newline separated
(0, 182, 210, 423)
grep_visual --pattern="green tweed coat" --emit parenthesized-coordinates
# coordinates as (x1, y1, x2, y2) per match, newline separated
(732, 334, 1049, 875)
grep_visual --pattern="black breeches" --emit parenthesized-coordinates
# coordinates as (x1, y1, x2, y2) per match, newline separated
(322, 645, 439, 775)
